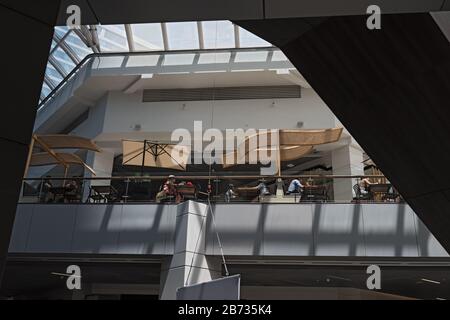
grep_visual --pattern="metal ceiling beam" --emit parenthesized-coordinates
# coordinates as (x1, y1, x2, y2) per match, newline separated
(53, 31, 81, 64)
(73, 28, 90, 46)
(124, 24, 136, 52)
(48, 56, 68, 78)
(161, 22, 169, 51)
(43, 77, 56, 90)
(89, 25, 101, 53)
(49, 28, 71, 55)
(234, 24, 240, 48)
(73, 26, 100, 53)
(197, 21, 205, 49)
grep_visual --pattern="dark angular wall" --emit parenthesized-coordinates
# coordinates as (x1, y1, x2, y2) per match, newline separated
(0, 0, 61, 284)
(237, 13, 450, 253)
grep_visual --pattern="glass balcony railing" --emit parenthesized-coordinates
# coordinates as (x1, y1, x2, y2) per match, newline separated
(19, 175, 403, 205)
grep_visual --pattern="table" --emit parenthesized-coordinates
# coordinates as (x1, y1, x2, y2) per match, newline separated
(48, 186, 81, 203)
(48, 187, 68, 201)
(301, 185, 328, 202)
(88, 185, 119, 203)
(367, 183, 392, 201)
(235, 187, 259, 201)
(177, 185, 197, 200)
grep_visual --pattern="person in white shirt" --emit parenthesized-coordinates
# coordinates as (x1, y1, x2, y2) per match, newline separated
(287, 178, 303, 195)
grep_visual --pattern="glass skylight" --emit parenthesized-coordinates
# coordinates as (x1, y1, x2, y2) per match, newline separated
(97, 25, 129, 52)
(41, 20, 274, 104)
(131, 23, 165, 51)
(52, 47, 76, 73)
(238, 27, 271, 47)
(45, 62, 64, 84)
(202, 20, 235, 49)
(166, 22, 200, 50)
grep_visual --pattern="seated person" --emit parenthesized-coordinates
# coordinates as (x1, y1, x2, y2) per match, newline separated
(237, 179, 271, 201)
(156, 175, 180, 203)
(358, 177, 374, 195)
(286, 178, 303, 195)
(64, 179, 80, 202)
(177, 181, 197, 200)
(185, 181, 194, 187)
(385, 185, 401, 202)
(39, 176, 54, 203)
(65, 179, 78, 191)
(256, 179, 271, 198)
(224, 184, 237, 203)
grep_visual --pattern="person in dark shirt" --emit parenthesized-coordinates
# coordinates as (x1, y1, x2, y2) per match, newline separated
(40, 176, 54, 203)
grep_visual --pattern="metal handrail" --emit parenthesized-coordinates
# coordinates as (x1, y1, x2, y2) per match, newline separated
(20, 174, 399, 205)
(23, 175, 386, 181)
(37, 46, 278, 111)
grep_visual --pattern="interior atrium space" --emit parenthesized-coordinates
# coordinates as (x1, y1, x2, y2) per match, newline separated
(1, 1, 450, 303)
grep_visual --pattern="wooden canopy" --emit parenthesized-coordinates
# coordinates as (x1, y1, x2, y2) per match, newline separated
(30, 152, 86, 166)
(34, 134, 101, 152)
(24, 134, 101, 178)
(30, 152, 96, 174)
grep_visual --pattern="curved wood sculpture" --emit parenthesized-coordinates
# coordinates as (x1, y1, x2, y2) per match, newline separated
(280, 145, 315, 162)
(280, 128, 343, 146)
(223, 128, 343, 169)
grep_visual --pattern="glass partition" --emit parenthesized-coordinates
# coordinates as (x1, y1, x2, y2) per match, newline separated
(19, 175, 403, 205)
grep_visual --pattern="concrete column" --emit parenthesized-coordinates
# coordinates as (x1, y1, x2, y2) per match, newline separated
(83, 149, 115, 200)
(332, 142, 365, 201)
(159, 201, 221, 300)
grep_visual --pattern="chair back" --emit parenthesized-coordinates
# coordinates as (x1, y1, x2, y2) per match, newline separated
(353, 184, 361, 197)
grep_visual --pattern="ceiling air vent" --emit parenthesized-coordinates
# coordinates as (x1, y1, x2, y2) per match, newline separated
(143, 85, 301, 102)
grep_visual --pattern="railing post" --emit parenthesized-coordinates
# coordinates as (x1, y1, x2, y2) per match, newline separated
(38, 178, 44, 203)
(124, 178, 130, 203)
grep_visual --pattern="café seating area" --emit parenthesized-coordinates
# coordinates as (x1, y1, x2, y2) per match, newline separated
(21, 175, 404, 205)
(353, 183, 401, 203)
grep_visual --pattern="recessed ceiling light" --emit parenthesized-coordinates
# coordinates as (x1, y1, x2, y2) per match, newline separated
(420, 278, 441, 285)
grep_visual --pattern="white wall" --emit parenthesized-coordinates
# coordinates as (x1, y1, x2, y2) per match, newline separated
(102, 89, 337, 136)
(72, 94, 108, 139)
